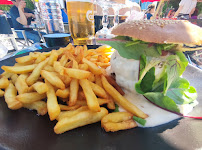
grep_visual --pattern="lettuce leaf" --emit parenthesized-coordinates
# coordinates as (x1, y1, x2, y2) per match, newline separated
(98, 40, 160, 60)
(144, 92, 180, 113)
(166, 77, 197, 105)
(135, 51, 197, 113)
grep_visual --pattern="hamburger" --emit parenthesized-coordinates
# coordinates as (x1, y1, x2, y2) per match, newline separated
(99, 20, 202, 127)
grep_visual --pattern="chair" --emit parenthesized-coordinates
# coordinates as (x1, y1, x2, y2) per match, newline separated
(7, 17, 33, 47)
(0, 15, 18, 50)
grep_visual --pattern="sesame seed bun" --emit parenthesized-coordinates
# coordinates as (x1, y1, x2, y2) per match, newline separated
(111, 20, 202, 45)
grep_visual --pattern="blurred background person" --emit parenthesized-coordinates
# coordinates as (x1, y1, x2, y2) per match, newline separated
(173, 0, 197, 20)
(0, 10, 4, 15)
(146, 4, 155, 20)
(167, 9, 176, 18)
(9, 0, 45, 43)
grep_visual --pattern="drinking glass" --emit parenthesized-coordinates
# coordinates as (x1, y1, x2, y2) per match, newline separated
(95, 0, 114, 39)
(111, 3, 126, 28)
(66, 0, 95, 45)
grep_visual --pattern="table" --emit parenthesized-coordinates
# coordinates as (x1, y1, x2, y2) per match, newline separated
(23, 23, 46, 42)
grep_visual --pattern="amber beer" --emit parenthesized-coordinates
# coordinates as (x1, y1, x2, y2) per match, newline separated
(66, 0, 95, 45)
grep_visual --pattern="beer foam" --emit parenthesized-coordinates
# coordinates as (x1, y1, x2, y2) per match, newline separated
(66, 0, 92, 2)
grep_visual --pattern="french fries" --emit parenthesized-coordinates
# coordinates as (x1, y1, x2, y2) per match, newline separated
(23, 101, 48, 116)
(105, 75, 125, 96)
(16, 92, 46, 103)
(64, 68, 91, 79)
(1, 64, 37, 74)
(82, 58, 102, 75)
(0, 44, 146, 134)
(89, 81, 108, 99)
(79, 79, 101, 112)
(0, 77, 9, 89)
(32, 82, 48, 94)
(54, 107, 108, 134)
(56, 106, 89, 121)
(59, 104, 81, 111)
(16, 55, 34, 64)
(56, 88, 70, 98)
(26, 58, 48, 85)
(69, 79, 79, 106)
(4, 83, 22, 110)
(101, 112, 137, 132)
(46, 80, 61, 121)
(15, 74, 29, 94)
(41, 70, 65, 90)
(101, 75, 148, 119)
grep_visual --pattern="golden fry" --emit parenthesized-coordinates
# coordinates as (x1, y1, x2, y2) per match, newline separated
(53, 61, 65, 75)
(96, 62, 110, 68)
(0, 77, 9, 89)
(69, 79, 79, 106)
(15, 74, 29, 94)
(15, 55, 34, 64)
(64, 68, 91, 79)
(107, 95, 115, 110)
(1, 72, 13, 78)
(59, 104, 81, 111)
(41, 70, 65, 89)
(48, 50, 58, 66)
(101, 75, 148, 119)
(4, 83, 22, 110)
(78, 63, 88, 71)
(102, 112, 133, 123)
(16, 92, 46, 104)
(1, 64, 37, 74)
(46, 80, 61, 121)
(56, 88, 70, 98)
(102, 120, 137, 132)
(35, 54, 47, 64)
(101, 112, 137, 132)
(95, 75, 103, 88)
(79, 79, 100, 112)
(72, 60, 79, 69)
(105, 75, 125, 95)
(75, 46, 84, 63)
(10, 74, 18, 84)
(59, 55, 68, 67)
(54, 107, 108, 134)
(89, 81, 108, 99)
(82, 58, 102, 75)
(26, 59, 48, 85)
(43, 65, 55, 72)
(87, 73, 95, 82)
(42, 51, 51, 57)
(23, 101, 47, 116)
(58, 74, 71, 87)
(32, 82, 48, 94)
(56, 106, 88, 121)
(76, 98, 109, 106)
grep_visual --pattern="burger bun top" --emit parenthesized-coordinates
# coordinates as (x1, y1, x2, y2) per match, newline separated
(111, 20, 202, 45)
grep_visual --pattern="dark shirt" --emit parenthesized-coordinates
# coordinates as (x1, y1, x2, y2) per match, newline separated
(147, 13, 153, 20)
(9, 5, 33, 31)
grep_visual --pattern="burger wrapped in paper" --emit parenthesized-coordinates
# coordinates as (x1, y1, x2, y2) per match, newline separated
(99, 20, 202, 127)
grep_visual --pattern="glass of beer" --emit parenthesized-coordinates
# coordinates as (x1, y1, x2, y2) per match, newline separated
(66, 0, 95, 45)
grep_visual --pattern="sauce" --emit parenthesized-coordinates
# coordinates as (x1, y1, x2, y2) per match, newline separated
(120, 91, 180, 127)
(107, 51, 196, 127)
